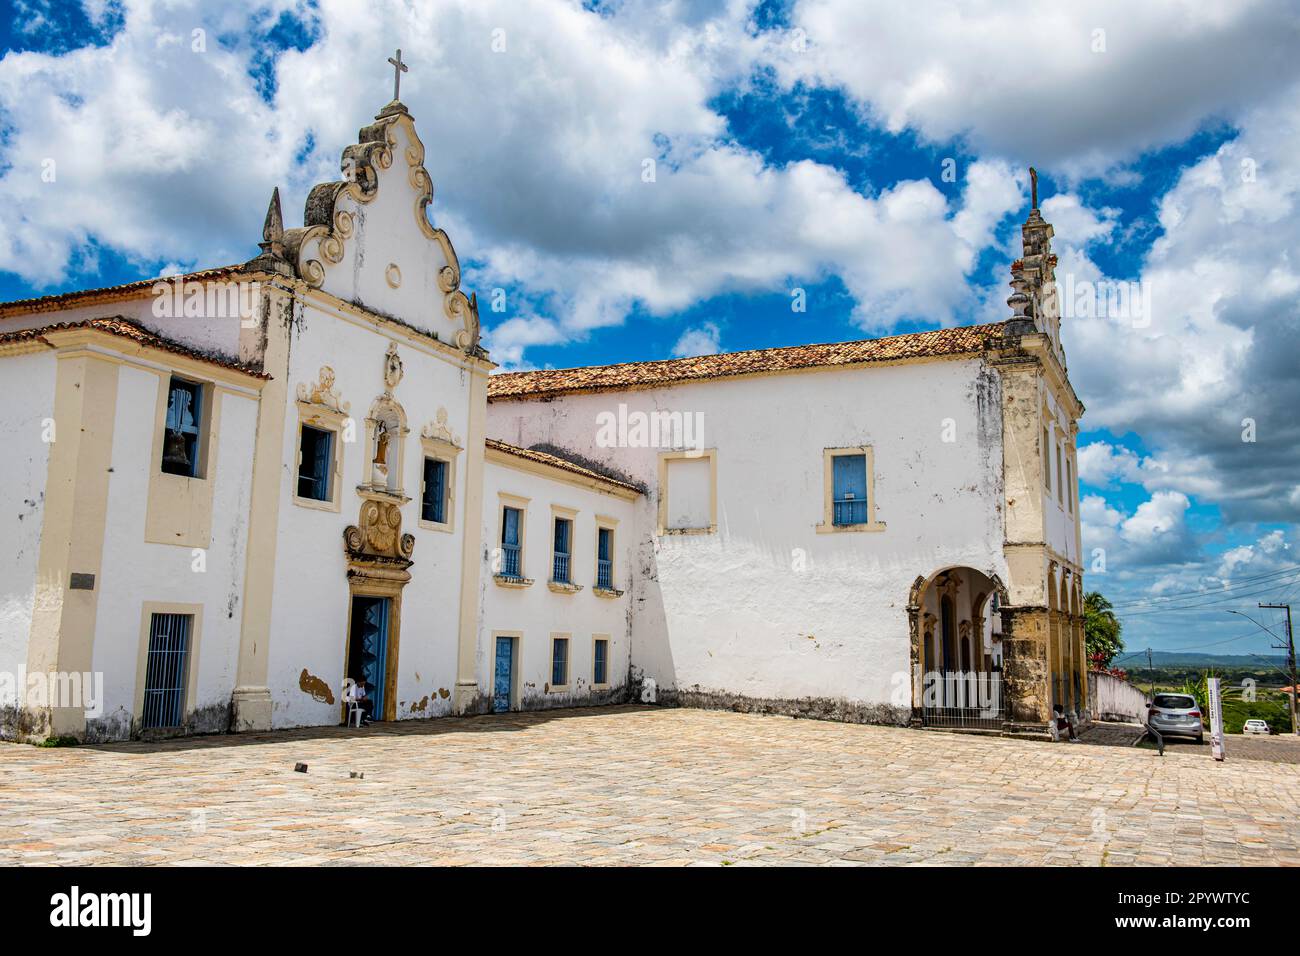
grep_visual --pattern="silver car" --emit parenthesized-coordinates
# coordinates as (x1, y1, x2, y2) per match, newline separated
(1148, 693, 1204, 743)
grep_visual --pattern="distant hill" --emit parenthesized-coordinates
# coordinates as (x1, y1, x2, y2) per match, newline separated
(1142, 652, 1287, 667)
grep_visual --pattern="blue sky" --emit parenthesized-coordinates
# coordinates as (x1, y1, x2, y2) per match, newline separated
(2, 0, 1299, 658)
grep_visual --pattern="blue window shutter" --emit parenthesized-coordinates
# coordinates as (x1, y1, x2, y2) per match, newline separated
(833, 454, 867, 500)
(433, 460, 446, 522)
(598, 527, 611, 561)
(313, 429, 331, 498)
(423, 459, 447, 523)
(503, 507, 520, 546)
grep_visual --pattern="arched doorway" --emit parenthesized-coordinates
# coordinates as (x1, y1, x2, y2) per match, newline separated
(909, 567, 1009, 729)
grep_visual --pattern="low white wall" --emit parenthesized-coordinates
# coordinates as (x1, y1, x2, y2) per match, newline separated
(1088, 670, 1148, 722)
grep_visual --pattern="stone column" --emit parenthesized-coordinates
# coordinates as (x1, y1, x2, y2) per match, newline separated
(1000, 605, 1051, 729)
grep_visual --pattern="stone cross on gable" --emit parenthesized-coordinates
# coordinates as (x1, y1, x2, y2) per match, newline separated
(388, 48, 408, 101)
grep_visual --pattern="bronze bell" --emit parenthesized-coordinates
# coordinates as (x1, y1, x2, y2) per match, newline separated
(162, 429, 190, 470)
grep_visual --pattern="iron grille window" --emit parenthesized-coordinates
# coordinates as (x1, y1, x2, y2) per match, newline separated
(596, 527, 612, 589)
(551, 637, 569, 687)
(297, 425, 333, 501)
(142, 613, 192, 729)
(161, 377, 202, 477)
(831, 453, 868, 526)
(422, 457, 448, 523)
(552, 517, 572, 584)
(593, 638, 608, 685)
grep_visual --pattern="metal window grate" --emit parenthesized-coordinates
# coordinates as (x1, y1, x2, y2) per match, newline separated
(142, 613, 191, 729)
(921, 671, 1006, 730)
(501, 543, 521, 578)
(832, 498, 868, 526)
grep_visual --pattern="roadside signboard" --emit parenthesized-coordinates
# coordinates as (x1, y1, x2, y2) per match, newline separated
(1208, 676, 1225, 761)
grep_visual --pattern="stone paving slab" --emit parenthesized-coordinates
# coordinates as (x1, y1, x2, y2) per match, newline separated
(1, 706, 1297, 866)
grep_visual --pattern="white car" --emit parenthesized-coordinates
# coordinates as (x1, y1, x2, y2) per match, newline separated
(1242, 719, 1271, 735)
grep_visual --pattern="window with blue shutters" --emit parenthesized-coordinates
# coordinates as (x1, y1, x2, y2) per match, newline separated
(501, 506, 522, 578)
(552, 517, 572, 584)
(297, 425, 333, 501)
(832, 452, 869, 526)
(422, 457, 448, 523)
(551, 636, 569, 688)
(593, 637, 609, 686)
(596, 526, 613, 589)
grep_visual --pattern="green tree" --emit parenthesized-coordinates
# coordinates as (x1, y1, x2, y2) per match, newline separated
(1084, 591, 1124, 669)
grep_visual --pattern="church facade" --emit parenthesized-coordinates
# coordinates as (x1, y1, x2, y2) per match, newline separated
(0, 96, 1085, 743)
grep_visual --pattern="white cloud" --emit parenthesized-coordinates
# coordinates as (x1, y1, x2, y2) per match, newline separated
(671, 321, 722, 357)
(770, 0, 1300, 177)
(0, 0, 1023, 350)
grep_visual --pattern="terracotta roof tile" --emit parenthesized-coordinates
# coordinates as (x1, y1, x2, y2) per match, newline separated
(0, 316, 269, 379)
(488, 322, 1006, 400)
(0, 266, 245, 318)
(485, 438, 644, 495)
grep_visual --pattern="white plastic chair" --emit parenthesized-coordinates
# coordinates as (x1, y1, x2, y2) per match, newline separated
(342, 679, 363, 728)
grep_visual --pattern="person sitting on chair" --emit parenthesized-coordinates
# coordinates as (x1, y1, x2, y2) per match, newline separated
(344, 677, 373, 726)
(1053, 703, 1080, 742)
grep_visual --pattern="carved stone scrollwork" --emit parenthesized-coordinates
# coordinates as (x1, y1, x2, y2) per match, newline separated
(343, 498, 415, 565)
(296, 365, 349, 414)
(421, 407, 461, 447)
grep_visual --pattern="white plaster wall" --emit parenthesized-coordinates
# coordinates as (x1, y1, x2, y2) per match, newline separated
(486, 358, 1008, 710)
(265, 300, 474, 728)
(477, 459, 636, 708)
(0, 352, 56, 685)
(91, 364, 257, 738)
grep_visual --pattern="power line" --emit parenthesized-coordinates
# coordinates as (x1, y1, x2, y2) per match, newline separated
(1106, 563, 1300, 608)
(1113, 573, 1300, 617)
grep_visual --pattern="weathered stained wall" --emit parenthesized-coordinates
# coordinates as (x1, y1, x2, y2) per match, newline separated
(486, 357, 1009, 719)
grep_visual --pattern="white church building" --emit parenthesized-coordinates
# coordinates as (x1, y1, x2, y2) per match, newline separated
(0, 91, 1085, 743)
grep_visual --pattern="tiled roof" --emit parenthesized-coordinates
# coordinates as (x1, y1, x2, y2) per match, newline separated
(485, 438, 644, 495)
(0, 316, 269, 379)
(0, 266, 244, 318)
(488, 322, 1007, 400)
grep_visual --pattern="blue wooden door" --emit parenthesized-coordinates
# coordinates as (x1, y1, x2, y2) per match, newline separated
(356, 597, 389, 718)
(493, 636, 514, 713)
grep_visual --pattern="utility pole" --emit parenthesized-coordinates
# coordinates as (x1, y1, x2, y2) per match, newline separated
(1259, 603, 1298, 736)
(1146, 647, 1155, 699)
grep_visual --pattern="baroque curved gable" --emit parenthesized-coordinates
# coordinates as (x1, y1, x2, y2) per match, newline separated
(281, 103, 481, 356)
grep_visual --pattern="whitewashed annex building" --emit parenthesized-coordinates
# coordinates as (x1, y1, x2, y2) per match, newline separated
(0, 91, 1085, 743)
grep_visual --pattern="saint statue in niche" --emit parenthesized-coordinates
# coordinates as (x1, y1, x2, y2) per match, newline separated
(371, 420, 391, 488)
